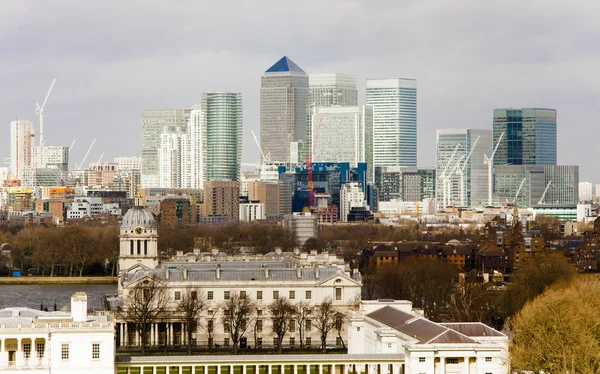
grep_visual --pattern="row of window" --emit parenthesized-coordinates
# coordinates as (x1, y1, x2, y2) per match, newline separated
(417, 357, 493, 363)
(173, 289, 343, 302)
(60, 343, 101, 360)
(214, 336, 343, 348)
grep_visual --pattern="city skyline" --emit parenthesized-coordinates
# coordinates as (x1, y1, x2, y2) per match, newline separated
(1, 1, 598, 181)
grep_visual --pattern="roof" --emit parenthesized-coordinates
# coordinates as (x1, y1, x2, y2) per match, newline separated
(0, 307, 109, 324)
(440, 322, 506, 338)
(367, 306, 478, 344)
(265, 56, 305, 73)
(121, 206, 156, 229)
(118, 353, 403, 364)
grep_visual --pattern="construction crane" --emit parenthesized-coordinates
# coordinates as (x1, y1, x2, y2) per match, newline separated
(538, 180, 552, 204)
(76, 138, 97, 169)
(36, 78, 56, 147)
(439, 143, 461, 209)
(455, 136, 480, 207)
(69, 139, 77, 151)
(97, 153, 104, 164)
(483, 132, 504, 206)
(513, 177, 526, 204)
(306, 118, 323, 209)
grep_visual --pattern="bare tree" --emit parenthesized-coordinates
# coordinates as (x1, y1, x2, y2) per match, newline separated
(119, 277, 169, 354)
(269, 297, 297, 353)
(176, 289, 206, 354)
(206, 308, 219, 351)
(314, 298, 337, 351)
(221, 291, 256, 353)
(334, 312, 348, 349)
(295, 300, 311, 349)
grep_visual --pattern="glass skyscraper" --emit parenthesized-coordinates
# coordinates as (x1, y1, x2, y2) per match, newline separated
(493, 108, 557, 166)
(366, 78, 417, 171)
(202, 92, 242, 182)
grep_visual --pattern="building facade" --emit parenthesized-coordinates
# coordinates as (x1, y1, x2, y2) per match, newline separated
(30, 146, 69, 172)
(203, 181, 239, 221)
(183, 106, 204, 189)
(377, 167, 436, 203)
(578, 181, 593, 202)
(10, 120, 34, 181)
(366, 79, 417, 175)
(239, 202, 265, 222)
(260, 56, 308, 163)
(158, 131, 185, 188)
(114, 156, 142, 171)
(492, 108, 557, 166)
(340, 182, 365, 222)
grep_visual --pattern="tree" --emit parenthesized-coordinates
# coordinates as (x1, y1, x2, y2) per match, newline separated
(221, 291, 256, 353)
(531, 214, 561, 240)
(31, 228, 62, 276)
(445, 272, 499, 323)
(314, 298, 337, 351)
(269, 297, 297, 353)
(510, 276, 600, 373)
(119, 277, 169, 354)
(295, 300, 311, 349)
(176, 289, 206, 354)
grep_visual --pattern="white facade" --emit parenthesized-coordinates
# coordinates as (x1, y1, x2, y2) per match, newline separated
(0, 293, 114, 374)
(340, 182, 365, 222)
(182, 107, 204, 189)
(239, 202, 265, 222)
(378, 199, 434, 216)
(284, 213, 319, 246)
(579, 181, 593, 202)
(66, 197, 121, 219)
(30, 146, 69, 172)
(21, 168, 62, 188)
(10, 120, 34, 181)
(158, 131, 185, 188)
(114, 156, 142, 171)
(348, 300, 509, 374)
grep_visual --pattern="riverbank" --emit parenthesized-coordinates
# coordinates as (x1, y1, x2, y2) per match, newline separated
(0, 276, 118, 285)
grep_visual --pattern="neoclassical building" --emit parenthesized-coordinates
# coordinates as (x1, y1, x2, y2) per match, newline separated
(114, 206, 363, 349)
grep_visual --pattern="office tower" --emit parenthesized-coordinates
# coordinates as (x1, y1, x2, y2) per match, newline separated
(203, 181, 239, 221)
(260, 56, 308, 163)
(340, 182, 365, 222)
(31, 146, 69, 172)
(435, 129, 492, 208)
(247, 181, 280, 218)
(306, 74, 358, 157)
(579, 181, 593, 202)
(141, 109, 191, 187)
(311, 106, 373, 170)
(10, 120, 34, 181)
(158, 131, 185, 188)
(183, 106, 204, 189)
(493, 108, 557, 166)
(114, 156, 142, 171)
(377, 167, 436, 202)
(366, 78, 417, 176)
(202, 92, 243, 182)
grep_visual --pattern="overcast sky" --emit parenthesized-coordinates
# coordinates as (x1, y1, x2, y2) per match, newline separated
(1, 0, 599, 182)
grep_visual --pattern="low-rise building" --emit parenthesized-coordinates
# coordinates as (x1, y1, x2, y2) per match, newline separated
(239, 202, 265, 222)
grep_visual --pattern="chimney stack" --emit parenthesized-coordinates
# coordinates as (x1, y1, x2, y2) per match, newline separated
(183, 265, 188, 280)
(165, 268, 170, 280)
(314, 265, 320, 280)
(216, 264, 221, 279)
(70, 292, 87, 323)
(296, 266, 302, 279)
(264, 265, 269, 279)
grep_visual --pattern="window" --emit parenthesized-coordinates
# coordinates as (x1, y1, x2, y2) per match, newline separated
(273, 291, 279, 299)
(306, 319, 312, 331)
(335, 288, 342, 301)
(257, 291, 263, 300)
(338, 337, 343, 347)
(289, 337, 295, 347)
(335, 316, 343, 330)
(356, 327, 360, 332)
(305, 291, 312, 300)
(306, 337, 311, 347)
(92, 343, 100, 359)
(224, 338, 230, 347)
(257, 320, 263, 332)
(61, 344, 69, 360)
(289, 290, 295, 299)
(191, 291, 197, 300)
(174, 291, 181, 301)
(257, 309, 263, 316)
(36, 343, 45, 358)
(257, 337, 263, 347)
(224, 322, 230, 333)
(23, 343, 31, 359)
(208, 320, 214, 333)
(289, 320, 296, 332)
(208, 291, 214, 300)
(224, 291, 230, 300)
(485, 357, 492, 362)
(240, 291, 247, 299)
(273, 338, 279, 347)
(419, 357, 425, 363)
(447, 358, 459, 364)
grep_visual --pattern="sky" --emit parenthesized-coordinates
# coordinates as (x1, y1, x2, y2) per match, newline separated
(1, 0, 599, 182)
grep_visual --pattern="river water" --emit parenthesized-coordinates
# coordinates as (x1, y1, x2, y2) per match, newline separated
(0, 284, 117, 312)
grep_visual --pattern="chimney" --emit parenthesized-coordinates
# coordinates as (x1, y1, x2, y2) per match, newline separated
(264, 265, 269, 279)
(212, 248, 219, 255)
(314, 265, 320, 280)
(183, 265, 188, 280)
(275, 247, 283, 255)
(70, 292, 87, 323)
(165, 268, 170, 280)
(296, 266, 302, 279)
(216, 264, 221, 279)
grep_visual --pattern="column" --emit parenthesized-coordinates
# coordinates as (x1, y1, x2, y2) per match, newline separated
(17, 338, 22, 367)
(217, 365, 221, 374)
(0, 338, 4, 367)
(293, 365, 297, 374)
(179, 366, 183, 374)
(318, 364, 323, 374)
(170, 323, 174, 345)
(440, 358, 446, 374)
(463, 357, 469, 374)
(124, 324, 128, 347)
(204, 365, 208, 374)
(243, 364, 247, 374)
(153, 366, 157, 374)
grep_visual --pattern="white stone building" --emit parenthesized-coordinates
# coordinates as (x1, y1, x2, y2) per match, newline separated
(114, 156, 142, 171)
(30, 146, 69, 172)
(0, 292, 114, 373)
(348, 300, 509, 374)
(239, 202, 265, 222)
(579, 181, 593, 202)
(283, 213, 319, 246)
(340, 182, 365, 222)
(66, 197, 121, 219)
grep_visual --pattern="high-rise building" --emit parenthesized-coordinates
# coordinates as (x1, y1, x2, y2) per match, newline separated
(493, 108, 557, 166)
(579, 181, 593, 202)
(31, 146, 69, 172)
(114, 156, 142, 171)
(260, 56, 308, 163)
(435, 129, 492, 208)
(366, 78, 417, 176)
(311, 106, 373, 169)
(183, 106, 204, 189)
(10, 120, 34, 181)
(141, 109, 191, 187)
(247, 181, 280, 218)
(158, 131, 185, 188)
(340, 182, 365, 222)
(203, 181, 239, 221)
(202, 92, 242, 182)
(377, 167, 436, 202)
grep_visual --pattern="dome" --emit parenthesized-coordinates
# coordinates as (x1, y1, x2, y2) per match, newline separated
(121, 207, 156, 230)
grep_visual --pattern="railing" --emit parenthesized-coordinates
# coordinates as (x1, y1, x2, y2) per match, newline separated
(0, 322, 112, 331)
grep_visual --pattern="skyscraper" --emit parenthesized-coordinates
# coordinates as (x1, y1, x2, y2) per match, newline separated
(436, 129, 492, 208)
(202, 92, 243, 182)
(260, 56, 308, 163)
(182, 106, 204, 189)
(158, 130, 185, 188)
(493, 108, 557, 166)
(578, 181, 593, 202)
(10, 120, 34, 181)
(141, 109, 191, 187)
(366, 78, 417, 175)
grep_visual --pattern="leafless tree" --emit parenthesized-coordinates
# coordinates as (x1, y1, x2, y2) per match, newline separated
(206, 307, 219, 351)
(314, 298, 337, 351)
(119, 277, 169, 354)
(269, 297, 297, 353)
(295, 300, 311, 349)
(221, 291, 256, 353)
(176, 289, 206, 354)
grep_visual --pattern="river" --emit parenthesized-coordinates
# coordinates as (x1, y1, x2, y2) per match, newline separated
(0, 284, 117, 312)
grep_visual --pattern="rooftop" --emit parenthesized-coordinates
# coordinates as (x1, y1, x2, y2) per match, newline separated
(266, 56, 305, 73)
